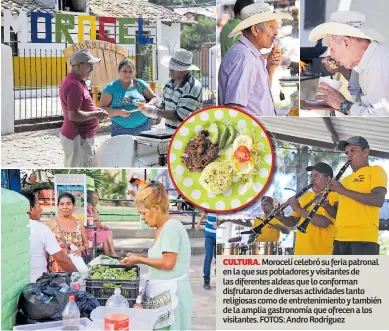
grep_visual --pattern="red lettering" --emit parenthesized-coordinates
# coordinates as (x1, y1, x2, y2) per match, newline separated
(223, 258, 260, 266)
(99, 17, 116, 44)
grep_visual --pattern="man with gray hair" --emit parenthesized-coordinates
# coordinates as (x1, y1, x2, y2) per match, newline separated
(310, 11, 389, 116)
(59, 50, 108, 167)
(218, 2, 292, 117)
(138, 49, 203, 130)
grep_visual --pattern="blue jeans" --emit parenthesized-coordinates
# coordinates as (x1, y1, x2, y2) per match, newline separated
(111, 119, 151, 137)
(203, 236, 216, 281)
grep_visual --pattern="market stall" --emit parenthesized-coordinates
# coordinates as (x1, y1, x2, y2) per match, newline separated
(14, 256, 160, 331)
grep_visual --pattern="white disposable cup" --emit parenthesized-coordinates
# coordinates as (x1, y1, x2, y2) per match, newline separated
(316, 77, 342, 96)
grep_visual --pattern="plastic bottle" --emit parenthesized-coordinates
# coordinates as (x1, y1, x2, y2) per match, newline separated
(62, 295, 80, 331)
(68, 243, 89, 274)
(104, 288, 130, 331)
(132, 288, 144, 309)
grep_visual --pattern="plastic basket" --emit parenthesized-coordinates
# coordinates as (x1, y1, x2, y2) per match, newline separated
(86, 265, 140, 307)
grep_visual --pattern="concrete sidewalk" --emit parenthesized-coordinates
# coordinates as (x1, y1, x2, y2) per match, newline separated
(1, 127, 111, 167)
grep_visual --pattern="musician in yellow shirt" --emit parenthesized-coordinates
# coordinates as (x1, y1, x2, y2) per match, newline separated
(278, 162, 337, 255)
(328, 136, 387, 255)
(252, 196, 290, 242)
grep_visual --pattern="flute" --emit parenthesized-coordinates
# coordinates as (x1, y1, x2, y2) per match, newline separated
(246, 184, 313, 244)
(297, 160, 352, 234)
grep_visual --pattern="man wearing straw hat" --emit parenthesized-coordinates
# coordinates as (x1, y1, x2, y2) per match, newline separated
(218, 2, 292, 117)
(310, 11, 389, 116)
(139, 49, 203, 130)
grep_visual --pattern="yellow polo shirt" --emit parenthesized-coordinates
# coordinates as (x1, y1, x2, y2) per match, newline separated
(291, 191, 337, 255)
(252, 216, 283, 242)
(333, 165, 387, 243)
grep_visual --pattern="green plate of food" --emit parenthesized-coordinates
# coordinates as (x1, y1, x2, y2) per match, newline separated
(168, 106, 274, 212)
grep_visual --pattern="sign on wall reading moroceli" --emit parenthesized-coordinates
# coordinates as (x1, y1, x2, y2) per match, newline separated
(2, 10, 154, 45)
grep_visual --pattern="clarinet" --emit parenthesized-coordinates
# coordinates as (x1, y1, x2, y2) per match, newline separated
(246, 184, 313, 244)
(297, 160, 352, 234)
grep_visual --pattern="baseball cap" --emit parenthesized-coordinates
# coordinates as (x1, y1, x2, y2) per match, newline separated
(70, 50, 100, 65)
(337, 136, 370, 151)
(260, 196, 274, 204)
(306, 162, 334, 178)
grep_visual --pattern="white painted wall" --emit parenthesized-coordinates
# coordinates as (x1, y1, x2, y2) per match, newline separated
(156, 22, 181, 94)
(1, 44, 15, 135)
(2, 11, 157, 55)
(301, 0, 389, 47)
(157, 22, 181, 51)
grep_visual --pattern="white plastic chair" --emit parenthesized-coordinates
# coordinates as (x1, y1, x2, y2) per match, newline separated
(93, 135, 136, 167)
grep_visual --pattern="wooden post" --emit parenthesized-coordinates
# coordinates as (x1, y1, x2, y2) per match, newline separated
(148, 81, 157, 93)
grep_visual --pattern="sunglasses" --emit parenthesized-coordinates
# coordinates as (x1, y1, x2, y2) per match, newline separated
(147, 180, 159, 188)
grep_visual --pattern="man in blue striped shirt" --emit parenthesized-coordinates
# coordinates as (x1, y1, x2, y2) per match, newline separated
(197, 211, 217, 290)
(139, 49, 203, 129)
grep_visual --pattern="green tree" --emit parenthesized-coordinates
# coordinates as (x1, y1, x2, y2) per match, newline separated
(100, 171, 127, 205)
(181, 17, 216, 51)
(276, 142, 345, 193)
(20, 169, 105, 192)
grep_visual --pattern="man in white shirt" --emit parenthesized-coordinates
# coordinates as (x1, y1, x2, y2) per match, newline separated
(309, 11, 389, 116)
(21, 192, 76, 283)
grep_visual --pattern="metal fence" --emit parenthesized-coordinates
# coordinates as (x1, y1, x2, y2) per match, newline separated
(39, 196, 200, 228)
(13, 49, 67, 123)
(11, 47, 214, 125)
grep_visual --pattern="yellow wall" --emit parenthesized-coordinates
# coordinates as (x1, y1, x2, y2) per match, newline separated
(13, 56, 67, 88)
(13, 55, 147, 88)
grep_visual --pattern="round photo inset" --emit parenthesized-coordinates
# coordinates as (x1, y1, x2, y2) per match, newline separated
(168, 106, 274, 212)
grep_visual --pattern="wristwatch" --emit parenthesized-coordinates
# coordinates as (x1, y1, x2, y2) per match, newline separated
(339, 100, 353, 115)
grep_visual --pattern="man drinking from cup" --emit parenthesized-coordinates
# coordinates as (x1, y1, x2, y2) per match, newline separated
(309, 11, 389, 116)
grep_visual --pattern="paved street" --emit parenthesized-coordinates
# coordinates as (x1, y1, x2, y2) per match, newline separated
(1, 127, 111, 168)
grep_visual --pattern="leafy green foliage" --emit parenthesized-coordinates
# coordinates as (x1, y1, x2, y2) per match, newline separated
(276, 142, 345, 192)
(100, 171, 127, 204)
(181, 17, 216, 51)
(90, 265, 138, 280)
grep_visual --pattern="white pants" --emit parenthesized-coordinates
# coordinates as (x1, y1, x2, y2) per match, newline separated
(59, 133, 95, 167)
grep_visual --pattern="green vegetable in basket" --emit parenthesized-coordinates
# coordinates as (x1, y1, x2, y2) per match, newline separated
(91, 272, 102, 279)
(90, 265, 138, 280)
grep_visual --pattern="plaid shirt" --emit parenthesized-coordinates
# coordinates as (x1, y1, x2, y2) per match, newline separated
(160, 73, 203, 129)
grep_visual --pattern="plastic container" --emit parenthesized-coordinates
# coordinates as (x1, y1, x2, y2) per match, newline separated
(104, 288, 130, 331)
(91, 307, 160, 331)
(69, 244, 89, 274)
(86, 265, 140, 307)
(62, 296, 80, 330)
(13, 318, 94, 330)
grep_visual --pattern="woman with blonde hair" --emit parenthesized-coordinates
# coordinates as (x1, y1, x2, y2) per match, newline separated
(122, 181, 192, 330)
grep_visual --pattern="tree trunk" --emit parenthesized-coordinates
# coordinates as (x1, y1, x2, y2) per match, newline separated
(295, 146, 310, 192)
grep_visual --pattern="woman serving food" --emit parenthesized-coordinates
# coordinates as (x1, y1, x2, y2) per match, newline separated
(99, 59, 157, 137)
(121, 181, 192, 330)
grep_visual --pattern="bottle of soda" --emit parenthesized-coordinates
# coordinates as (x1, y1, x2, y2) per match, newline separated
(104, 288, 130, 331)
(62, 295, 80, 331)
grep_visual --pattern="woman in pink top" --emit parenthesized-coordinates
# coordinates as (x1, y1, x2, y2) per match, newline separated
(87, 191, 118, 257)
